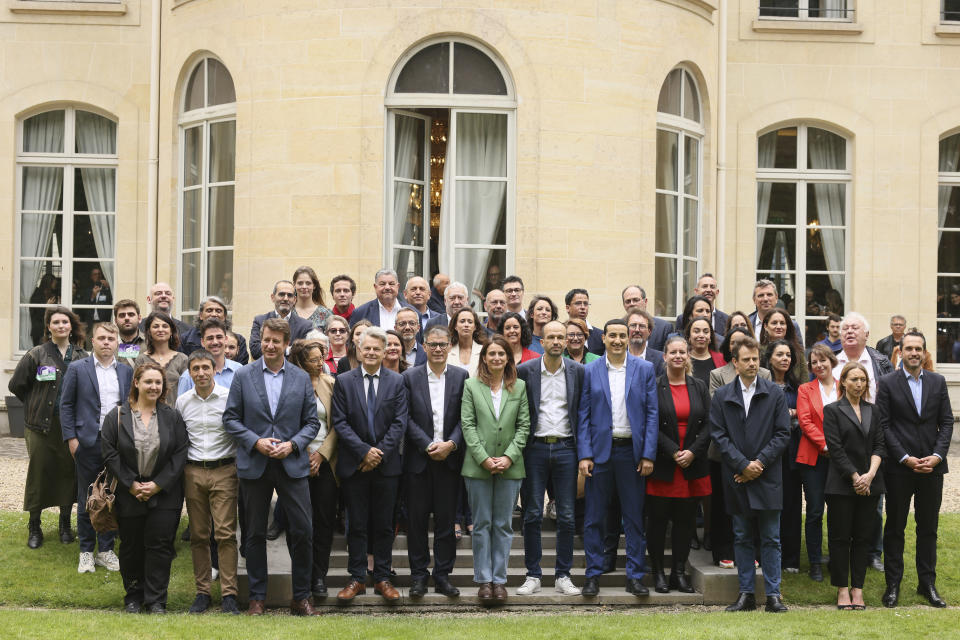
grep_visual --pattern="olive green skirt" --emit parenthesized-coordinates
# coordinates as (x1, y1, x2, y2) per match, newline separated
(23, 415, 77, 513)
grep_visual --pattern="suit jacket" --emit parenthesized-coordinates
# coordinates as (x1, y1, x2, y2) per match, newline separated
(460, 377, 530, 480)
(823, 398, 886, 496)
(406, 343, 428, 368)
(675, 309, 730, 338)
(402, 364, 468, 474)
(651, 374, 711, 482)
(424, 313, 450, 333)
(516, 357, 584, 443)
(331, 366, 408, 479)
(796, 378, 835, 465)
(643, 347, 666, 379)
(101, 402, 188, 516)
(587, 326, 605, 357)
(310, 374, 339, 483)
(648, 317, 672, 352)
(709, 376, 791, 513)
(348, 298, 412, 328)
(876, 369, 953, 476)
(222, 358, 320, 480)
(248, 311, 313, 360)
(60, 356, 133, 448)
(577, 355, 659, 466)
(233, 332, 250, 365)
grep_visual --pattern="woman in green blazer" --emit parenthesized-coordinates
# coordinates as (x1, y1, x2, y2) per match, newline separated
(461, 334, 530, 606)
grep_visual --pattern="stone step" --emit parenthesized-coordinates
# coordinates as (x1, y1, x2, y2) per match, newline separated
(326, 532, 651, 551)
(325, 546, 650, 569)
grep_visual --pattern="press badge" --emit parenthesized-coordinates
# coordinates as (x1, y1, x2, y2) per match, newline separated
(119, 344, 140, 359)
(36, 366, 57, 382)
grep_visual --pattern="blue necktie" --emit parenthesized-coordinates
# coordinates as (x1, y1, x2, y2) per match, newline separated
(365, 374, 378, 443)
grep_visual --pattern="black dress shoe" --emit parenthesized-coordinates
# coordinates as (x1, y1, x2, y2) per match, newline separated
(312, 578, 328, 599)
(27, 517, 43, 550)
(917, 583, 947, 608)
(669, 567, 695, 594)
(653, 570, 669, 594)
(124, 601, 142, 614)
(581, 577, 600, 597)
(189, 593, 211, 614)
(808, 563, 823, 582)
(221, 595, 240, 615)
(725, 592, 756, 612)
(435, 577, 460, 597)
(59, 512, 75, 544)
(625, 578, 649, 596)
(146, 603, 166, 614)
(690, 533, 701, 550)
(409, 578, 428, 598)
(265, 522, 282, 541)
(765, 594, 788, 612)
(882, 584, 899, 608)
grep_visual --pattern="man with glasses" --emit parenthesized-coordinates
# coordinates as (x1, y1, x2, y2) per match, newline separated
(876, 315, 907, 360)
(503, 276, 526, 319)
(621, 285, 671, 352)
(249, 281, 313, 360)
(565, 289, 604, 356)
(395, 307, 427, 367)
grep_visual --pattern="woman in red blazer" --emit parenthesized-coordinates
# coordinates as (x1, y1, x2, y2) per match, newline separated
(795, 343, 839, 582)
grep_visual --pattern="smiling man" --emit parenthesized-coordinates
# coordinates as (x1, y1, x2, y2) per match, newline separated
(249, 281, 313, 360)
(350, 269, 408, 331)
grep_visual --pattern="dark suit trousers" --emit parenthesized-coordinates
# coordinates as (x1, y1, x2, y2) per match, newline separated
(308, 460, 338, 581)
(342, 468, 399, 583)
(883, 472, 943, 587)
(75, 437, 116, 553)
(406, 460, 459, 580)
(779, 451, 803, 569)
(826, 493, 879, 589)
(117, 508, 181, 607)
(241, 460, 313, 600)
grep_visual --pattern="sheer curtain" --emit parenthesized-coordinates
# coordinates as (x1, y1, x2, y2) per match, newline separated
(808, 132, 845, 291)
(756, 132, 777, 258)
(76, 113, 117, 286)
(938, 134, 960, 244)
(822, 0, 848, 18)
(393, 115, 420, 279)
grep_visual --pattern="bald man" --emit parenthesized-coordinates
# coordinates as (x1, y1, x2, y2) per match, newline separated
(140, 282, 200, 355)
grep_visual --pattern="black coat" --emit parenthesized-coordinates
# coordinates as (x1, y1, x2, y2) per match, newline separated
(651, 374, 711, 483)
(876, 369, 953, 476)
(823, 398, 886, 496)
(402, 364, 468, 473)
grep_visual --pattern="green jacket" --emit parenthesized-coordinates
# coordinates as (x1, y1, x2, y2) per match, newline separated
(460, 377, 530, 480)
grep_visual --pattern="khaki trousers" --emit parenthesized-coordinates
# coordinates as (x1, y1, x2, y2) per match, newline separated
(184, 463, 239, 596)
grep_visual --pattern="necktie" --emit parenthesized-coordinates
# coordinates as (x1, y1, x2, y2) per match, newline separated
(365, 374, 378, 443)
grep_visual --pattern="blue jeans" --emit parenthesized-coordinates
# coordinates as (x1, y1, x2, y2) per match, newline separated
(520, 438, 577, 578)
(465, 476, 522, 584)
(732, 510, 781, 596)
(799, 456, 828, 564)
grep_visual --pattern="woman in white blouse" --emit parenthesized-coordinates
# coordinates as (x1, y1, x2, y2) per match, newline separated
(447, 308, 486, 377)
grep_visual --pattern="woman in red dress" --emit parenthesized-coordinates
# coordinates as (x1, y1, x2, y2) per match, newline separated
(647, 335, 712, 593)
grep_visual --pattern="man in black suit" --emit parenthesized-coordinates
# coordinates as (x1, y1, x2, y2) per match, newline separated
(674, 273, 730, 337)
(332, 326, 408, 603)
(876, 331, 953, 609)
(423, 281, 469, 334)
(565, 289, 604, 356)
(349, 269, 408, 330)
(248, 281, 313, 360)
(402, 325, 467, 598)
(621, 285, 671, 352)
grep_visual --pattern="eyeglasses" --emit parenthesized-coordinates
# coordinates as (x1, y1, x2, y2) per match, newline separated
(395, 321, 419, 328)
(275, 292, 296, 298)
(426, 342, 450, 350)
(328, 328, 348, 334)
(566, 333, 585, 340)
(504, 287, 523, 294)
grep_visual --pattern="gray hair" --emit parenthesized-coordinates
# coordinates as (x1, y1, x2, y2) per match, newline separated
(272, 280, 294, 295)
(753, 279, 777, 294)
(621, 285, 647, 300)
(890, 314, 906, 323)
(841, 311, 870, 334)
(360, 325, 388, 347)
(374, 268, 398, 283)
(305, 329, 330, 348)
(445, 281, 468, 300)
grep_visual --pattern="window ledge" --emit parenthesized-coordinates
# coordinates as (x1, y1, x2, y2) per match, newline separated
(752, 18, 863, 35)
(9, 0, 126, 16)
(935, 23, 960, 37)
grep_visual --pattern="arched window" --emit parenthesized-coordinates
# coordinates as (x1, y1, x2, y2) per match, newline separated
(385, 38, 515, 309)
(178, 56, 236, 322)
(16, 106, 118, 351)
(655, 67, 704, 319)
(756, 124, 850, 344)
(937, 132, 960, 364)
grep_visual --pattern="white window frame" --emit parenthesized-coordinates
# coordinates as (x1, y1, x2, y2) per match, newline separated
(14, 105, 118, 354)
(937, 131, 960, 368)
(758, 0, 853, 21)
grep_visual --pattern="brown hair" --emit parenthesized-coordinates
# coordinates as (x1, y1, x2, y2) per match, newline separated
(128, 362, 167, 406)
(449, 307, 486, 348)
(143, 312, 180, 354)
(724, 310, 754, 338)
(262, 317, 291, 343)
(293, 266, 325, 306)
(731, 335, 759, 360)
(112, 298, 140, 317)
(807, 342, 839, 370)
(838, 361, 871, 402)
(477, 334, 517, 392)
(43, 306, 86, 346)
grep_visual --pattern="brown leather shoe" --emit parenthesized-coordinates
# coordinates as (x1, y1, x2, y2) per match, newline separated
(374, 580, 400, 601)
(477, 582, 494, 605)
(246, 599, 265, 616)
(492, 583, 508, 604)
(290, 598, 321, 616)
(337, 579, 366, 602)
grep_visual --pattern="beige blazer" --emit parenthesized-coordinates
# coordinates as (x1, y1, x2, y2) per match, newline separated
(310, 373, 338, 484)
(448, 341, 483, 378)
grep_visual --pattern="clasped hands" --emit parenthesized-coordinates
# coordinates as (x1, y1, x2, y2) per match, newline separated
(427, 441, 455, 462)
(482, 456, 513, 475)
(129, 480, 159, 502)
(359, 447, 384, 473)
(673, 449, 694, 469)
(734, 460, 764, 483)
(255, 437, 294, 459)
(577, 458, 653, 477)
(851, 471, 874, 496)
(904, 455, 940, 474)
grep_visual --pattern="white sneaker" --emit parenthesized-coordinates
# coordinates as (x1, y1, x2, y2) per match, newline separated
(78, 551, 95, 573)
(516, 577, 541, 595)
(95, 550, 120, 572)
(211, 568, 220, 581)
(555, 576, 581, 595)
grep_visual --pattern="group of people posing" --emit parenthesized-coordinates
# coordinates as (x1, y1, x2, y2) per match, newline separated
(9, 268, 953, 616)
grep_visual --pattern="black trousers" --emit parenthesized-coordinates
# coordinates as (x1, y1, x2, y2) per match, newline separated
(406, 461, 459, 580)
(342, 468, 399, 583)
(646, 495, 697, 570)
(780, 454, 803, 569)
(826, 493, 880, 589)
(117, 508, 181, 607)
(241, 461, 313, 601)
(883, 472, 943, 587)
(708, 460, 734, 563)
(308, 460, 338, 581)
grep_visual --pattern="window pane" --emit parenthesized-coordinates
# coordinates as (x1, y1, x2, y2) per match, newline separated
(936, 322, 960, 363)
(807, 183, 845, 225)
(184, 61, 205, 112)
(940, 185, 960, 228)
(73, 214, 115, 260)
(684, 135, 699, 196)
(756, 227, 797, 272)
(20, 260, 60, 305)
(209, 185, 235, 247)
(656, 193, 678, 254)
(207, 58, 236, 106)
(395, 43, 450, 94)
(393, 182, 425, 247)
(946, 0, 960, 21)
(455, 181, 506, 244)
(807, 128, 846, 170)
(72, 262, 114, 325)
(760, 0, 798, 17)
(456, 113, 507, 177)
(20, 214, 62, 258)
(75, 111, 117, 155)
(181, 251, 200, 312)
(806, 273, 844, 316)
(182, 189, 201, 250)
(656, 129, 679, 191)
(682, 259, 698, 303)
(456, 248, 506, 312)
(655, 257, 678, 318)
(757, 272, 796, 305)
(19, 307, 42, 351)
(810, 0, 848, 18)
(22, 111, 65, 153)
(807, 228, 844, 272)
(22, 167, 63, 211)
(941, 133, 960, 172)
(683, 72, 700, 123)
(76, 168, 116, 212)
(394, 248, 424, 293)
(394, 115, 425, 181)
(209, 120, 236, 183)
(683, 198, 698, 258)
(453, 43, 507, 95)
(758, 127, 797, 169)
(758, 181, 796, 225)
(184, 126, 202, 187)
(207, 250, 233, 307)
(939, 276, 960, 318)
(939, 230, 960, 274)
(657, 69, 682, 116)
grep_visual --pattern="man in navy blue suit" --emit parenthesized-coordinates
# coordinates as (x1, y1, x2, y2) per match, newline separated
(577, 319, 658, 597)
(349, 269, 407, 331)
(248, 281, 313, 360)
(332, 326, 408, 603)
(222, 318, 320, 617)
(61, 321, 132, 575)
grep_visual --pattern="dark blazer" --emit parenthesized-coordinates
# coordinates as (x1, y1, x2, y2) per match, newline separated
(876, 369, 953, 476)
(648, 317, 672, 352)
(233, 332, 250, 365)
(222, 358, 320, 480)
(406, 344, 428, 368)
(332, 366, 408, 479)
(348, 299, 413, 328)
(587, 326, 605, 356)
(248, 311, 313, 360)
(675, 309, 730, 338)
(402, 364, 468, 473)
(60, 356, 133, 448)
(643, 347, 666, 379)
(516, 357, 584, 441)
(709, 376, 791, 513)
(864, 346, 894, 381)
(423, 313, 450, 334)
(651, 374, 711, 483)
(101, 402, 188, 516)
(823, 398, 886, 496)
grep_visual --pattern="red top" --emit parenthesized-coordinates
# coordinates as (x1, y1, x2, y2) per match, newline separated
(333, 304, 355, 321)
(647, 384, 711, 498)
(520, 348, 540, 364)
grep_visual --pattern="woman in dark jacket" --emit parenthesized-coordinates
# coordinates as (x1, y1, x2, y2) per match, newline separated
(8, 306, 87, 548)
(823, 361, 885, 611)
(646, 335, 711, 593)
(101, 362, 188, 614)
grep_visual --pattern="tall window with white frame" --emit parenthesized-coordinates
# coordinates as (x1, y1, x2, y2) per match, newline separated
(16, 107, 117, 351)
(756, 125, 850, 346)
(655, 67, 703, 320)
(385, 37, 515, 311)
(937, 132, 960, 364)
(759, 0, 852, 19)
(179, 56, 236, 324)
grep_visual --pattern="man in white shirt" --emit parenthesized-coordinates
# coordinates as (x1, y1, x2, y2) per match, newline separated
(177, 350, 239, 615)
(833, 312, 893, 401)
(177, 318, 241, 395)
(349, 269, 407, 331)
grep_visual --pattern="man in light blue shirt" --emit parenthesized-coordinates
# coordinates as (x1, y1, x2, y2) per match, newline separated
(178, 318, 241, 395)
